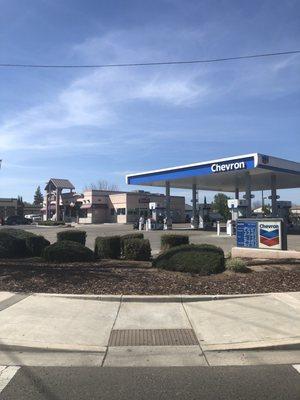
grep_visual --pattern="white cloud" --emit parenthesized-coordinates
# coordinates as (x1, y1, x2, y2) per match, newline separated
(1, 26, 300, 154)
(0, 29, 212, 152)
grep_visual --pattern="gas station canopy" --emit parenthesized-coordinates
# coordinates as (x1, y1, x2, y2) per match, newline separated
(126, 153, 300, 192)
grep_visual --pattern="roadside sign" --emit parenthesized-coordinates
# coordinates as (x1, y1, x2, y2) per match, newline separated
(258, 221, 282, 249)
(236, 219, 287, 250)
(236, 220, 258, 248)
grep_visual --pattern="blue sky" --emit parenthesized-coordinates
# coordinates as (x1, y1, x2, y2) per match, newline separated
(0, 0, 299, 204)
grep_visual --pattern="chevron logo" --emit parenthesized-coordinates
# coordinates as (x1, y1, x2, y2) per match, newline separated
(259, 224, 280, 247)
(260, 235, 280, 247)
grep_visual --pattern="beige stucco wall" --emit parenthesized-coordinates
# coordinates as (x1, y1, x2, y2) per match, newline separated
(78, 190, 185, 224)
(109, 192, 185, 223)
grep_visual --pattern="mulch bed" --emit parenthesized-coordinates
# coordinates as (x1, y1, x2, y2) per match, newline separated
(0, 259, 299, 295)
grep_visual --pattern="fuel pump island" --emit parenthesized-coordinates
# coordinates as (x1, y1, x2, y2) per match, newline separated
(127, 153, 300, 256)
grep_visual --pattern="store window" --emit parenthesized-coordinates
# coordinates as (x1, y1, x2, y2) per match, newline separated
(140, 209, 149, 217)
(79, 209, 88, 218)
(117, 208, 126, 215)
(127, 208, 138, 215)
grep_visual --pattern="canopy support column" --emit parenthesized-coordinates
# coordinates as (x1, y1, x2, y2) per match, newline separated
(191, 183, 199, 229)
(235, 188, 239, 200)
(271, 174, 278, 217)
(165, 181, 172, 230)
(245, 173, 252, 217)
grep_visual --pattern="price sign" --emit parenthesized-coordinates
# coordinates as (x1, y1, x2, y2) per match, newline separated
(236, 220, 258, 248)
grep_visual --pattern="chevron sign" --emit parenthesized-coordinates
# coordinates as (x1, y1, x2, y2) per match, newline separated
(259, 222, 281, 249)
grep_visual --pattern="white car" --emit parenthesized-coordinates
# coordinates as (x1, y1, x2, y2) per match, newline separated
(24, 214, 42, 222)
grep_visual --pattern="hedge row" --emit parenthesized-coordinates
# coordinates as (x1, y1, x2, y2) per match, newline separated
(43, 241, 94, 263)
(0, 229, 50, 257)
(0, 228, 226, 276)
(153, 244, 225, 275)
(161, 234, 189, 250)
(57, 230, 86, 245)
(123, 238, 151, 261)
(94, 233, 150, 261)
(0, 232, 27, 258)
(95, 236, 121, 259)
(0, 228, 150, 262)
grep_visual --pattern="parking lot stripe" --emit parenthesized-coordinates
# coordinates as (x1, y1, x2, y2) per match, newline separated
(0, 366, 20, 393)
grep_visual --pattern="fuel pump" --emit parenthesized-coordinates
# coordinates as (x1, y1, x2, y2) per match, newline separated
(276, 201, 292, 225)
(190, 215, 199, 229)
(148, 202, 165, 230)
(227, 199, 249, 235)
(199, 203, 212, 229)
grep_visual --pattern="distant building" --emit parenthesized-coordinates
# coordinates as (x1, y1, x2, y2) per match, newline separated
(0, 198, 18, 219)
(78, 190, 185, 224)
(185, 204, 193, 222)
(23, 204, 43, 218)
(42, 179, 185, 224)
(290, 205, 300, 223)
(43, 178, 77, 222)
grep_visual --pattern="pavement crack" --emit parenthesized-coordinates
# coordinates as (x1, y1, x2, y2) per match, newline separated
(101, 295, 123, 367)
(181, 299, 210, 366)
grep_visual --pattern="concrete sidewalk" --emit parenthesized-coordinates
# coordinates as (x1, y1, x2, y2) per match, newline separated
(0, 291, 299, 367)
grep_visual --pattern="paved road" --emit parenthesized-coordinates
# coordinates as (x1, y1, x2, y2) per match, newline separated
(2, 224, 300, 253)
(1, 365, 300, 399)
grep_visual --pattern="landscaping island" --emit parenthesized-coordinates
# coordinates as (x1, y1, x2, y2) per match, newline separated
(0, 228, 299, 295)
(0, 258, 299, 295)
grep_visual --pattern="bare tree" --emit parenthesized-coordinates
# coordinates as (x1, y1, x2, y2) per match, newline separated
(252, 200, 262, 209)
(83, 180, 119, 191)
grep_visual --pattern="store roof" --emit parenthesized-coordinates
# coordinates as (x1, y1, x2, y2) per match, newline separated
(45, 179, 75, 191)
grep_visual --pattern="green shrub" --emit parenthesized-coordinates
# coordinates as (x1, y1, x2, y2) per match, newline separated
(121, 233, 144, 254)
(226, 258, 249, 273)
(94, 236, 121, 259)
(192, 243, 224, 255)
(123, 238, 151, 261)
(43, 240, 94, 263)
(57, 230, 86, 245)
(0, 245, 9, 259)
(0, 232, 27, 258)
(161, 234, 189, 250)
(25, 235, 50, 257)
(1, 228, 49, 257)
(0, 228, 35, 240)
(38, 220, 65, 226)
(153, 244, 225, 275)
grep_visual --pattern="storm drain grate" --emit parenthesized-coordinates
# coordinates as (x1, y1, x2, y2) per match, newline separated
(108, 329, 199, 346)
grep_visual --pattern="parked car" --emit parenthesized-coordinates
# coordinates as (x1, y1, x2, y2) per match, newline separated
(24, 214, 42, 222)
(5, 215, 33, 225)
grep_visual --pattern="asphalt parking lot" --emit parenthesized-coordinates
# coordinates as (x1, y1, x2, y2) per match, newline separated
(2, 223, 300, 254)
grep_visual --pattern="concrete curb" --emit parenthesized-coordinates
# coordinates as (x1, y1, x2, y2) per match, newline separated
(31, 293, 121, 301)
(27, 292, 271, 302)
(15, 291, 293, 302)
(0, 340, 106, 353)
(202, 337, 300, 352)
